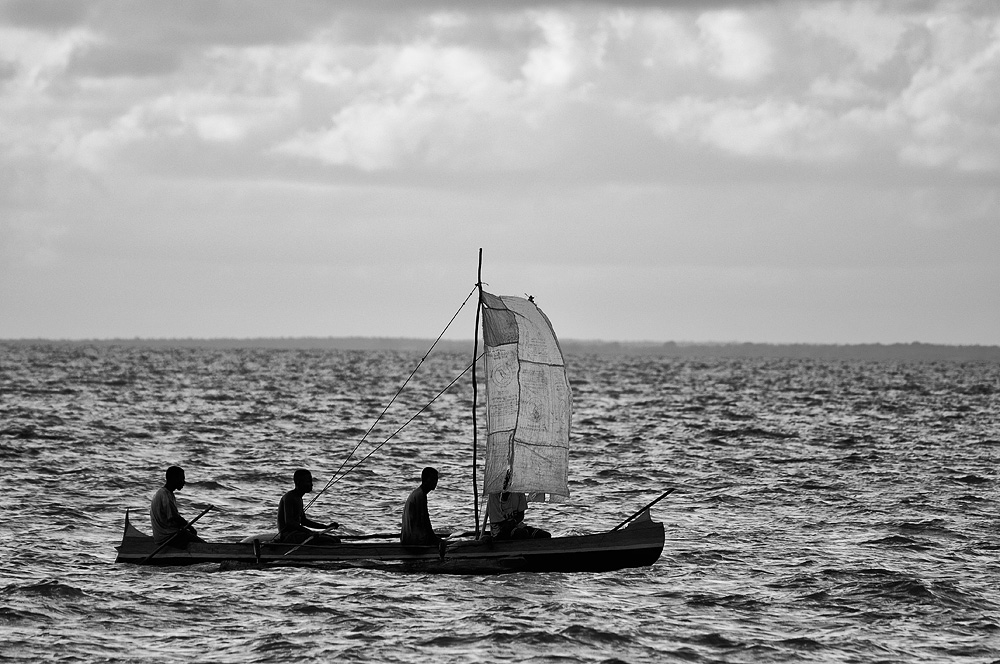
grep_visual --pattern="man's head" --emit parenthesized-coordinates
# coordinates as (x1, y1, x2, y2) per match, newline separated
(293, 469, 313, 492)
(421, 466, 439, 492)
(165, 466, 186, 491)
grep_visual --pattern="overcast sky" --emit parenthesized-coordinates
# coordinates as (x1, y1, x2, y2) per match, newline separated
(2, 0, 997, 345)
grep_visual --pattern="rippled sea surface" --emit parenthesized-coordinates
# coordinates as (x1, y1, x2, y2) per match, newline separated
(2, 342, 999, 663)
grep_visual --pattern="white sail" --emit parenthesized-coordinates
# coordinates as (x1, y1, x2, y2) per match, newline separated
(481, 292, 571, 498)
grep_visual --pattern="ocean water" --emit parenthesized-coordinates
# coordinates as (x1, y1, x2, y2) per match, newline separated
(1, 342, 999, 663)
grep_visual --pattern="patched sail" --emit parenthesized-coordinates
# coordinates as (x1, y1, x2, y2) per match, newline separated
(480, 292, 571, 498)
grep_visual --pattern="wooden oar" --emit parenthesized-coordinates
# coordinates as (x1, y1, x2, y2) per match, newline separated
(282, 524, 339, 556)
(141, 505, 213, 564)
(339, 532, 398, 541)
(447, 530, 477, 539)
(281, 529, 466, 548)
(609, 488, 676, 532)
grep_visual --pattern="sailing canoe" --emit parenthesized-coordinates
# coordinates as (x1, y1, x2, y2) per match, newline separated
(114, 509, 665, 574)
(116, 266, 670, 574)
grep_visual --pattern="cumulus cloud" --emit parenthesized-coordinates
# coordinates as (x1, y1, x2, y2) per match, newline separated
(1, 0, 998, 343)
(3, 2, 999, 178)
(895, 15, 1000, 171)
(696, 10, 774, 82)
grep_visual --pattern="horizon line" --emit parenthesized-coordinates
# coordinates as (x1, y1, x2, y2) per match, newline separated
(2, 334, 999, 347)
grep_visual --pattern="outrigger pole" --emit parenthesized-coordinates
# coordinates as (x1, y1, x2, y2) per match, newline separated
(609, 488, 676, 532)
(471, 248, 484, 538)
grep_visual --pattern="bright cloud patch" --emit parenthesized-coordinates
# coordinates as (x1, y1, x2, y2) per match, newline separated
(696, 10, 774, 82)
(3, 3, 998, 176)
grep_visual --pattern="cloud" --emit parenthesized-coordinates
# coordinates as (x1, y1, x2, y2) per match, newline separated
(66, 43, 183, 78)
(0, 0, 91, 30)
(5, 1, 999, 180)
(797, 2, 909, 72)
(696, 9, 773, 82)
(895, 14, 1000, 171)
(521, 10, 584, 89)
(1, 0, 998, 343)
(273, 38, 523, 171)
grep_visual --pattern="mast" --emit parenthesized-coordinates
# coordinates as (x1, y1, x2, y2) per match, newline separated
(471, 248, 483, 538)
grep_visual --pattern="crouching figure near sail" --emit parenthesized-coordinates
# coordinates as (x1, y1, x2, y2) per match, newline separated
(486, 491, 551, 540)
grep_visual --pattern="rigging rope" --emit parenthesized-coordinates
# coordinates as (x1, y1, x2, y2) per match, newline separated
(305, 284, 479, 511)
(313, 354, 481, 497)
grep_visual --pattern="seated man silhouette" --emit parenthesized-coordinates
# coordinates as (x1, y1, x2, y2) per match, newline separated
(276, 469, 341, 545)
(401, 467, 443, 547)
(150, 465, 206, 548)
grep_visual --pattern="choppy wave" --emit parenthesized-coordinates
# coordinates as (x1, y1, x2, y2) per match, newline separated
(1, 343, 999, 662)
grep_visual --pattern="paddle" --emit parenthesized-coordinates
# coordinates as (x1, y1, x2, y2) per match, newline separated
(141, 505, 213, 564)
(609, 488, 676, 532)
(280, 529, 470, 551)
(338, 532, 398, 541)
(282, 524, 339, 556)
(447, 530, 478, 539)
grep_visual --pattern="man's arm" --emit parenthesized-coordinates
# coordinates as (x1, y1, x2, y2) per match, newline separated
(285, 494, 336, 531)
(302, 514, 337, 530)
(171, 503, 198, 533)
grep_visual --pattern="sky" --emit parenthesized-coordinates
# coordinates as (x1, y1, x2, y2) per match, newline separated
(1, 0, 998, 345)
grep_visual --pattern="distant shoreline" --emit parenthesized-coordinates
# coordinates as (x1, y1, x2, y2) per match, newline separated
(3, 337, 1000, 361)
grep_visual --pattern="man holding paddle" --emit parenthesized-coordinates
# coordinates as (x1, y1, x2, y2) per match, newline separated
(277, 469, 341, 545)
(150, 466, 206, 548)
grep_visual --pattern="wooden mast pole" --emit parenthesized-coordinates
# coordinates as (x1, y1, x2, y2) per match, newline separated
(471, 248, 483, 538)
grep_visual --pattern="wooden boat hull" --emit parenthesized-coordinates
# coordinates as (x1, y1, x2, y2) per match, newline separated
(115, 511, 665, 574)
